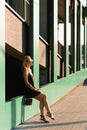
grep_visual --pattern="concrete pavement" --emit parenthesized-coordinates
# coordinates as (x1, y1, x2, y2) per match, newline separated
(13, 82, 87, 130)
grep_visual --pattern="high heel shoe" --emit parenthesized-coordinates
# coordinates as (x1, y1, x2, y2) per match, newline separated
(47, 112, 55, 120)
(40, 115, 49, 123)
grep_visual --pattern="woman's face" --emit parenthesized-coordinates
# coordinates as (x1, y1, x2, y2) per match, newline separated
(26, 56, 33, 67)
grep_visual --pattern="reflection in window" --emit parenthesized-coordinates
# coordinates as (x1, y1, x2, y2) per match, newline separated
(5, 0, 30, 24)
(39, 38, 49, 86)
(57, 23, 64, 78)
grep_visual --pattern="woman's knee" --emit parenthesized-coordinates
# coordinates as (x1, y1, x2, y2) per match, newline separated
(34, 93, 44, 100)
(38, 93, 46, 100)
(34, 93, 47, 102)
(41, 93, 47, 100)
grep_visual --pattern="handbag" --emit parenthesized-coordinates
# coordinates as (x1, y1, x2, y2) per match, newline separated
(24, 98, 33, 105)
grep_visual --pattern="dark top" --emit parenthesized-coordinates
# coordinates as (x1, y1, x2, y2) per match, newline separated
(23, 74, 40, 98)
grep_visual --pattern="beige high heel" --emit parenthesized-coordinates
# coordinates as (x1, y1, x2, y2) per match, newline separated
(40, 115, 49, 123)
(47, 112, 55, 120)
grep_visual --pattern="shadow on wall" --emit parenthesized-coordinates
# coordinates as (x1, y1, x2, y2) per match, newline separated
(21, 97, 25, 123)
(11, 97, 25, 129)
(6, 53, 25, 101)
(11, 100, 16, 128)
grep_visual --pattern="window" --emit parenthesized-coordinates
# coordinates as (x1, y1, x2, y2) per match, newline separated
(6, 53, 24, 101)
(5, 0, 30, 24)
(39, 0, 50, 86)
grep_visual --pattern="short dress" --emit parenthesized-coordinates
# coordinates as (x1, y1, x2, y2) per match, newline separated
(23, 74, 40, 98)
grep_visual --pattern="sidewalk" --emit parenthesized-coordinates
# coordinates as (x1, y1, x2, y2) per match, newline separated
(13, 83, 87, 130)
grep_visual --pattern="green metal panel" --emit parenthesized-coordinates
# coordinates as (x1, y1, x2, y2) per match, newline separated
(30, 0, 39, 87)
(64, 0, 69, 77)
(51, 0, 58, 82)
(85, 7, 87, 67)
(73, 0, 77, 72)
(0, 0, 5, 130)
(84, 7, 86, 68)
(79, 2, 82, 70)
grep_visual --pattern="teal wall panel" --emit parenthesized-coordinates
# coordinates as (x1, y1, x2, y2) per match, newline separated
(0, 0, 5, 130)
(64, 0, 69, 76)
(41, 69, 87, 105)
(5, 97, 40, 130)
(30, 0, 39, 87)
(51, 0, 58, 82)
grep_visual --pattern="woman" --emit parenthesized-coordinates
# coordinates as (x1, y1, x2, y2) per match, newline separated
(22, 56, 55, 122)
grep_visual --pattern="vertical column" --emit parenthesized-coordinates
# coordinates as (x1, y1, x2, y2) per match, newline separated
(84, 7, 87, 67)
(79, 2, 82, 70)
(24, 0, 27, 20)
(30, 0, 39, 87)
(77, 2, 80, 71)
(50, 0, 58, 82)
(0, 0, 5, 129)
(73, 0, 77, 72)
(64, 0, 69, 77)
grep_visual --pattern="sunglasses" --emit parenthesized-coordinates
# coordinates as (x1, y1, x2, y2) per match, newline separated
(26, 59, 33, 63)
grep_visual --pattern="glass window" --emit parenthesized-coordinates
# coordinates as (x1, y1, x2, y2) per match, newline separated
(39, 38, 49, 86)
(5, 0, 30, 24)
(40, 0, 48, 42)
(39, 0, 50, 86)
(25, 0, 30, 24)
(6, 53, 24, 101)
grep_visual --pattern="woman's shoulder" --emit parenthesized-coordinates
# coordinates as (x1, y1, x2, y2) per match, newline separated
(22, 67, 28, 74)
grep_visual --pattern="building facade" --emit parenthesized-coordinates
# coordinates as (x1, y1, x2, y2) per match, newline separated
(0, 0, 87, 129)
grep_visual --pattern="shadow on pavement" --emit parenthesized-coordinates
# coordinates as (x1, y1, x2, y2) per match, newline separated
(13, 120, 87, 129)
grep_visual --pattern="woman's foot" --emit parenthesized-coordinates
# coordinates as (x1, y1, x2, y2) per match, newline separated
(47, 112, 55, 120)
(40, 115, 49, 123)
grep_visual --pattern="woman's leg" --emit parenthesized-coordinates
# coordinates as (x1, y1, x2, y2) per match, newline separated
(35, 93, 51, 114)
(35, 93, 55, 120)
(34, 93, 44, 116)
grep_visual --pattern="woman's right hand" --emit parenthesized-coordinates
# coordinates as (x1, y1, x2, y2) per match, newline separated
(35, 88, 40, 92)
